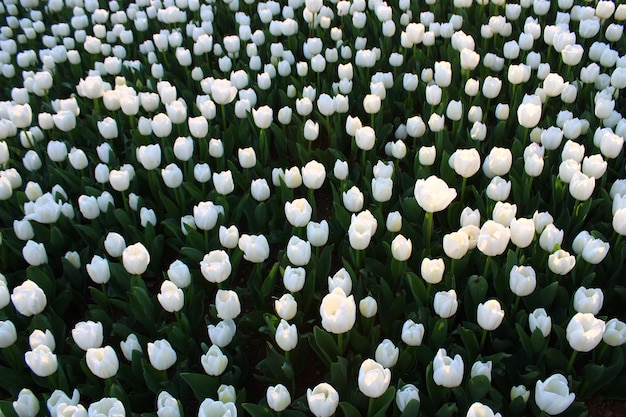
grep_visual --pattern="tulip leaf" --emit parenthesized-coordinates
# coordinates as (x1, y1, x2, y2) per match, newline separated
(515, 324, 533, 358)
(530, 329, 547, 354)
(242, 403, 274, 417)
(578, 347, 624, 398)
(0, 401, 18, 417)
(372, 386, 396, 417)
(330, 357, 349, 393)
(180, 246, 205, 263)
(459, 326, 479, 360)
(180, 372, 219, 402)
(539, 282, 559, 309)
(435, 402, 458, 417)
(467, 375, 490, 402)
(339, 401, 362, 417)
(407, 272, 428, 306)
(310, 326, 339, 366)
(430, 318, 448, 348)
(399, 399, 420, 417)
(260, 262, 279, 302)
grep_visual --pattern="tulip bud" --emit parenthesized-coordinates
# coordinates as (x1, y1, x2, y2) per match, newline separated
(359, 296, 377, 318)
(86, 346, 119, 379)
(201, 344, 228, 376)
(147, 339, 177, 370)
(433, 348, 464, 388)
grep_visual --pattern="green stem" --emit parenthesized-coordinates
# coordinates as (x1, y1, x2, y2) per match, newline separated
(566, 349, 578, 374)
(221, 105, 227, 133)
(367, 396, 375, 417)
(356, 249, 363, 275)
(337, 332, 344, 356)
(425, 211, 433, 255)
(479, 329, 488, 353)
(483, 256, 491, 279)
(512, 296, 520, 320)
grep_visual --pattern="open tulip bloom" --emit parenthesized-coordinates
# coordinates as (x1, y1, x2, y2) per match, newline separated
(2, 0, 626, 415)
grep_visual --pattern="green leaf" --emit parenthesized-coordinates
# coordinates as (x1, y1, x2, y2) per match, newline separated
(435, 403, 458, 417)
(241, 403, 274, 417)
(467, 375, 490, 402)
(330, 357, 349, 393)
(339, 402, 362, 417)
(310, 326, 339, 366)
(430, 318, 448, 348)
(407, 272, 428, 306)
(399, 399, 421, 417)
(181, 373, 219, 402)
(372, 386, 396, 417)
(515, 324, 533, 358)
(459, 326, 480, 359)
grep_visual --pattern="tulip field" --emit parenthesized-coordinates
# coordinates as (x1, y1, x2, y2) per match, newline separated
(1, 0, 626, 415)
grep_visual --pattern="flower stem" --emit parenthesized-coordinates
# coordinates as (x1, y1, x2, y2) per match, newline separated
(337, 332, 344, 356)
(479, 329, 488, 353)
(566, 350, 578, 374)
(483, 256, 491, 279)
(367, 397, 375, 417)
(424, 211, 433, 255)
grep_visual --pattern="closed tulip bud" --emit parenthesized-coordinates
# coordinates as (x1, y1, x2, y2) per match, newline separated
(603, 319, 626, 346)
(217, 385, 236, 404)
(389, 234, 410, 261)
(13, 219, 34, 241)
(285, 198, 312, 227)
(470, 361, 492, 382)
(136, 144, 161, 170)
(443, 231, 469, 260)
(238, 234, 270, 263)
(86, 346, 119, 379)
(29, 329, 55, 352)
(11, 279, 47, 316)
(477, 299, 505, 330)
(539, 224, 563, 252)
(275, 320, 298, 352)
(287, 236, 311, 266)
(0, 320, 17, 348)
(148, 339, 177, 370)
(535, 374, 575, 415)
(358, 359, 391, 398)
(208, 139, 224, 158)
(104, 232, 125, 258)
(320, 288, 356, 334)
(433, 348, 464, 388)
(386, 211, 402, 233)
(510, 385, 530, 403)
(250, 178, 270, 202)
(158, 281, 184, 313)
(207, 320, 236, 348)
(567, 312, 605, 352)
(13, 389, 40, 417)
(201, 344, 228, 376)
(477, 221, 510, 257)
(215, 290, 240, 320)
(265, 384, 291, 413)
(156, 392, 180, 417)
(467, 402, 501, 417)
(213, 171, 235, 195)
(140, 207, 157, 228)
(359, 296, 377, 318)
(396, 384, 420, 412)
(528, 308, 552, 337)
(173, 136, 193, 161)
(200, 250, 231, 284)
(449, 149, 480, 178)
(300, 161, 325, 190)
(582, 238, 610, 264)
(275, 293, 297, 321)
(401, 319, 425, 346)
(355, 126, 376, 151)
(167, 260, 191, 288)
(434, 290, 458, 318)
(414, 176, 457, 213)
(307, 220, 329, 247)
(86, 255, 110, 284)
(548, 249, 576, 275)
(573, 287, 603, 315)
(219, 225, 239, 249)
(508, 218, 534, 248)
(122, 242, 150, 275)
(421, 258, 445, 284)
(509, 265, 536, 296)
(307, 383, 339, 417)
(198, 399, 237, 417)
(108, 169, 130, 192)
(375, 339, 399, 368)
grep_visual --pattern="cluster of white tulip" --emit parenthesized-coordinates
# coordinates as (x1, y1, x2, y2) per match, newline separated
(2, 0, 626, 414)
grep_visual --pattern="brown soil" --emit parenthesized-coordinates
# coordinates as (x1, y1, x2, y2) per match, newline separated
(587, 397, 626, 417)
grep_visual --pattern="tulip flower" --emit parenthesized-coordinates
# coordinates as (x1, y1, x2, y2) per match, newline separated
(307, 383, 339, 417)
(535, 374, 575, 415)
(86, 346, 119, 379)
(358, 359, 391, 398)
(122, 242, 150, 275)
(566, 312, 605, 353)
(432, 348, 464, 388)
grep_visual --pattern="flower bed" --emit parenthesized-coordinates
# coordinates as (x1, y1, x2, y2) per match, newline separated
(0, 0, 625, 416)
